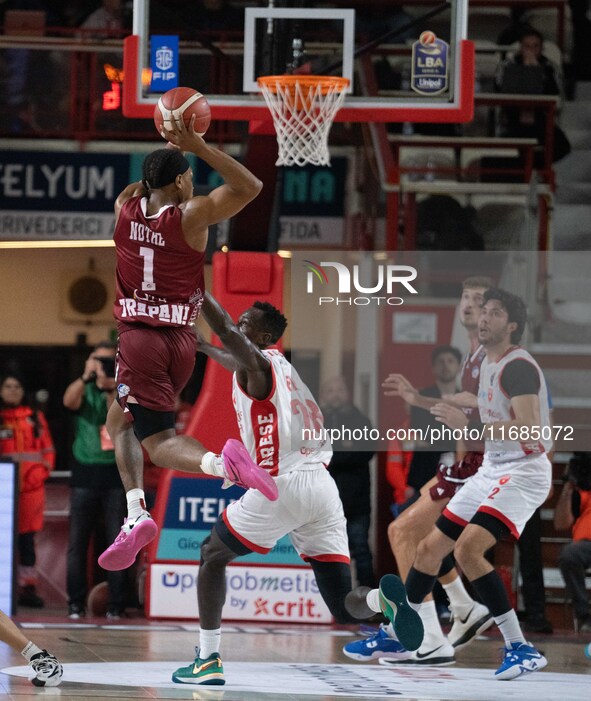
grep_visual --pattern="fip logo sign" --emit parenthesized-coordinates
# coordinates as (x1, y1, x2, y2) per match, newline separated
(150, 35, 179, 92)
(304, 259, 418, 306)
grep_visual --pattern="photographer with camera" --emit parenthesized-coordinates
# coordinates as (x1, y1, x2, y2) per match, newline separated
(554, 452, 591, 633)
(63, 341, 126, 619)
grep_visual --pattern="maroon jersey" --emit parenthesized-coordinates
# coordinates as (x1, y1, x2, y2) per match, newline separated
(460, 344, 486, 421)
(113, 196, 205, 327)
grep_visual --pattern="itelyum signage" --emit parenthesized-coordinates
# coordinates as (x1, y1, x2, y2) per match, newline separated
(0, 153, 129, 211)
(156, 476, 302, 565)
(0, 152, 129, 240)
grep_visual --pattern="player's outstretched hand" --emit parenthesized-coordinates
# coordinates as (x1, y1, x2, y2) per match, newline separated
(382, 373, 417, 404)
(161, 115, 206, 153)
(430, 402, 469, 430)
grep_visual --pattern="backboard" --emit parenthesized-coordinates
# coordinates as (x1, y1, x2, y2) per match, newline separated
(123, 0, 473, 124)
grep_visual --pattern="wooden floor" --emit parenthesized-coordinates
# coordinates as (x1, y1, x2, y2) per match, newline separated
(1, 613, 591, 701)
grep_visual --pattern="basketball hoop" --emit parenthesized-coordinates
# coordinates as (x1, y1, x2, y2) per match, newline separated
(257, 75, 350, 167)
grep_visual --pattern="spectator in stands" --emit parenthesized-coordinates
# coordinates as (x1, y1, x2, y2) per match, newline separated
(321, 376, 377, 588)
(0, 372, 55, 609)
(63, 341, 127, 619)
(554, 452, 591, 633)
(78, 0, 130, 35)
(495, 26, 570, 164)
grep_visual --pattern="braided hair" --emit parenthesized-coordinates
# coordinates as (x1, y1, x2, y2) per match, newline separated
(141, 149, 190, 194)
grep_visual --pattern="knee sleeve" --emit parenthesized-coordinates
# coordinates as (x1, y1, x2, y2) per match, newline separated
(309, 560, 357, 624)
(200, 528, 239, 567)
(438, 554, 455, 578)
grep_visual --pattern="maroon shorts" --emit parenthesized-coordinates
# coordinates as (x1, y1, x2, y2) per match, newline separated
(116, 322, 197, 412)
(429, 451, 484, 502)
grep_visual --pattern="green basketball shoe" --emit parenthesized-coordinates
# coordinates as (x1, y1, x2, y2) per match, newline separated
(379, 574, 424, 652)
(172, 649, 225, 685)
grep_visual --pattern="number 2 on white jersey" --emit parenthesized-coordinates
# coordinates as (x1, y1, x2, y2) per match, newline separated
(139, 246, 156, 291)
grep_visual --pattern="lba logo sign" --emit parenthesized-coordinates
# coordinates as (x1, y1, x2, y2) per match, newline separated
(304, 260, 418, 306)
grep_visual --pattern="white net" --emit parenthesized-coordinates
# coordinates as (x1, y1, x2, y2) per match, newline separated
(258, 75, 349, 167)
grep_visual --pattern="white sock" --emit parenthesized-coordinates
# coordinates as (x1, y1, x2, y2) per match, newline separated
(494, 610, 526, 647)
(366, 588, 381, 613)
(199, 628, 222, 658)
(22, 642, 43, 661)
(417, 599, 446, 644)
(442, 576, 474, 616)
(201, 452, 225, 478)
(126, 488, 147, 520)
(384, 622, 395, 638)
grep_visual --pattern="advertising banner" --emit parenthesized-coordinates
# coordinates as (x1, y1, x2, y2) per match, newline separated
(279, 159, 348, 247)
(155, 476, 302, 565)
(148, 562, 333, 623)
(0, 152, 129, 240)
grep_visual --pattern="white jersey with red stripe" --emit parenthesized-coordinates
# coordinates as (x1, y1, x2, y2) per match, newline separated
(478, 346, 552, 463)
(232, 348, 333, 476)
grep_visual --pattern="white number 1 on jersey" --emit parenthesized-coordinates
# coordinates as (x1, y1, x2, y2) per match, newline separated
(139, 246, 156, 291)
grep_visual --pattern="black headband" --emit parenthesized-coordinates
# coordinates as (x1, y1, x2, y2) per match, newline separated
(143, 150, 190, 189)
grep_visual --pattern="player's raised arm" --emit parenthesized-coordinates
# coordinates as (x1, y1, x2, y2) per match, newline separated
(201, 293, 270, 374)
(194, 325, 239, 373)
(114, 181, 146, 222)
(163, 116, 262, 227)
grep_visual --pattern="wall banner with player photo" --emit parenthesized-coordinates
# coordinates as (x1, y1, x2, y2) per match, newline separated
(290, 250, 591, 454)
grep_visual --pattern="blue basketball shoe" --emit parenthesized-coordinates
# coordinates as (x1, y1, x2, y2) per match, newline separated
(343, 625, 413, 662)
(494, 642, 547, 680)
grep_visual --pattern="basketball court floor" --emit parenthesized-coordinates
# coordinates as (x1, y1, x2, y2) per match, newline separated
(1, 616, 590, 700)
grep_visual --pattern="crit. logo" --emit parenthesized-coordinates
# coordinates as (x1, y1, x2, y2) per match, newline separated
(303, 259, 418, 306)
(253, 598, 269, 615)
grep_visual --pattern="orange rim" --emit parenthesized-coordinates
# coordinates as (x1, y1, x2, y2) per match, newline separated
(257, 75, 350, 96)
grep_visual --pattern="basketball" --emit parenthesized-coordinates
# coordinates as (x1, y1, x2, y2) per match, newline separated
(154, 87, 211, 137)
(419, 31, 437, 46)
(87, 581, 109, 617)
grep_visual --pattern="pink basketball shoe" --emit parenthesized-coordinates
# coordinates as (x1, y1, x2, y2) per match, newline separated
(98, 514, 158, 571)
(221, 439, 278, 501)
